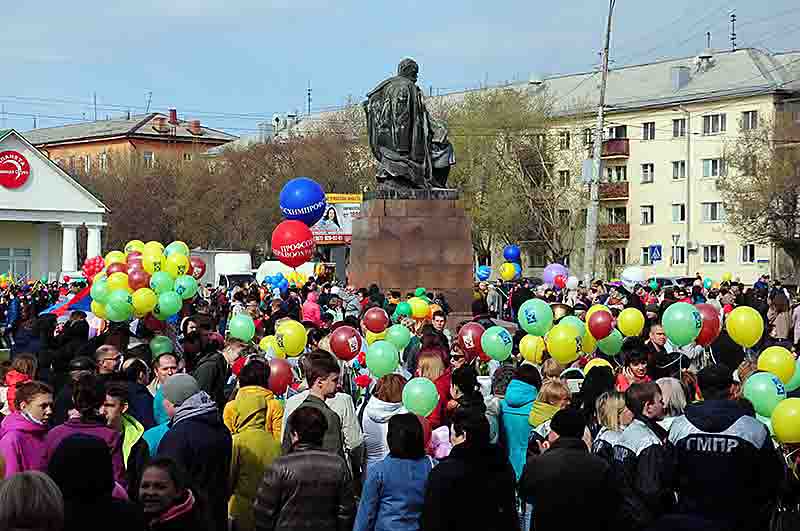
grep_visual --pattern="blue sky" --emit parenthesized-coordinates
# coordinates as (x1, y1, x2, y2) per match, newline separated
(2, 1, 798, 136)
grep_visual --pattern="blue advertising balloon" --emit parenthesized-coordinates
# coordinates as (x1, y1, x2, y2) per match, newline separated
(503, 244, 521, 263)
(279, 177, 326, 226)
(476, 265, 491, 281)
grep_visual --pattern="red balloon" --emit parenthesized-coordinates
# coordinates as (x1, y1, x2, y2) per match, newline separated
(271, 220, 315, 268)
(588, 310, 614, 340)
(723, 304, 734, 315)
(128, 270, 151, 291)
(330, 325, 362, 361)
(107, 262, 127, 275)
(142, 313, 166, 331)
(457, 322, 486, 362)
(695, 303, 721, 347)
(63, 275, 71, 283)
(189, 256, 207, 280)
(127, 261, 144, 275)
(554, 275, 567, 289)
(127, 250, 142, 261)
(363, 307, 390, 333)
(268, 358, 293, 396)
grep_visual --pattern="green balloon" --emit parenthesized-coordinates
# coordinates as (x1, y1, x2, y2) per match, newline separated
(662, 302, 702, 347)
(786, 359, 800, 393)
(402, 377, 440, 417)
(157, 291, 182, 318)
(174, 275, 198, 300)
(40, 274, 48, 283)
(149, 335, 174, 356)
(481, 326, 513, 361)
(366, 340, 399, 378)
(744, 372, 786, 417)
(229, 313, 256, 342)
(90, 278, 110, 304)
(164, 241, 190, 257)
(756, 414, 775, 436)
(518, 299, 554, 336)
(649, 279, 658, 290)
(150, 271, 175, 295)
(106, 289, 133, 322)
(415, 287, 427, 297)
(395, 302, 412, 317)
(560, 315, 586, 338)
(385, 324, 412, 350)
(597, 329, 623, 355)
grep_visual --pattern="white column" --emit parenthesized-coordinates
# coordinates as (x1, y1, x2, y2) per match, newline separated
(86, 224, 103, 259)
(38, 224, 50, 281)
(61, 223, 78, 273)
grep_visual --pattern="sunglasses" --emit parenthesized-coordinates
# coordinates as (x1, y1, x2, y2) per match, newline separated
(451, 354, 465, 361)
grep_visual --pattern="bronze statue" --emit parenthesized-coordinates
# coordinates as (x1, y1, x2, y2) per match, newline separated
(364, 58, 455, 190)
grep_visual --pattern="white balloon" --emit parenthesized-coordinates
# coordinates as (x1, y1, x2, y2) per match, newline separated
(566, 275, 579, 290)
(621, 266, 645, 290)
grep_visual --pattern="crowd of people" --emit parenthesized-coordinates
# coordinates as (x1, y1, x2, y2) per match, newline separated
(0, 271, 798, 531)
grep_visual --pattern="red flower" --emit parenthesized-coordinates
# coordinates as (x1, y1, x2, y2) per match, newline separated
(357, 351, 366, 366)
(355, 374, 372, 388)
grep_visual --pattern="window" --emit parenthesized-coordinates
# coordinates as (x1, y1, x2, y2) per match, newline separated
(702, 158, 726, 178)
(0, 248, 31, 279)
(672, 160, 686, 179)
(702, 113, 727, 135)
(83, 155, 91, 173)
(143, 151, 155, 168)
(702, 202, 726, 222)
(558, 131, 571, 150)
(642, 122, 656, 140)
(558, 209, 570, 225)
(641, 163, 655, 183)
(583, 128, 594, 146)
(606, 207, 627, 224)
(640, 205, 654, 225)
(607, 125, 627, 139)
(673, 118, 686, 137)
(558, 170, 570, 187)
(183, 153, 193, 162)
(741, 110, 758, 131)
(703, 245, 725, 264)
(579, 209, 587, 228)
(610, 247, 627, 266)
(606, 165, 627, 182)
(528, 249, 547, 268)
(672, 246, 686, 265)
(641, 247, 652, 266)
(672, 203, 686, 222)
(99, 152, 108, 171)
(741, 244, 756, 263)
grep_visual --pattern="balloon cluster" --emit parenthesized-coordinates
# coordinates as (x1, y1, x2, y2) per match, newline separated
(498, 244, 522, 281)
(743, 345, 800, 442)
(271, 177, 324, 269)
(264, 273, 289, 295)
(88, 240, 205, 323)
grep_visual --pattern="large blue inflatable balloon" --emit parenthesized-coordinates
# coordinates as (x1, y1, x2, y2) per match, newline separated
(279, 177, 326, 227)
(476, 265, 491, 281)
(503, 244, 521, 263)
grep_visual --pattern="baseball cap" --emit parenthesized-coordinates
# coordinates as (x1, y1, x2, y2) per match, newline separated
(68, 356, 96, 372)
(698, 363, 734, 393)
(161, 374, 200, 406)
(550, 408, 586, 439)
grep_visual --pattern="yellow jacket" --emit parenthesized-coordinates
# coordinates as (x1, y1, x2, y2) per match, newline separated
(223, 385, 283, 441)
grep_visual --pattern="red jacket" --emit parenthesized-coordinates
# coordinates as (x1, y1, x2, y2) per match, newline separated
(427, 369, 452, 430)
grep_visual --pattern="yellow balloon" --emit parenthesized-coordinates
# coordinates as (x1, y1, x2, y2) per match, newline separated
(124, 240, 145, 255)
(499, 262, 516, 281)
(586, 305, 610, 322)
(104, 251, 126, 268)
(758, 346, 796, 384)
(408, 297, 429, 319)
(772, 398, 800, 444)
(259, 335, 286, 358)
(584, 357, 613, 374)
(520, 335, 545, 364)
(91, 300, 108, 319)
(165, 253, 190, 279)
(618, 307, 645, 337)
(546, 323, 580, 364)
(366, 329, 387, 345)
(726, 306, 764, 348)
(276, 320, 307, 357)
(581, 331, 597, 354)
(143, 253, 165, 274)
(721, 272, 733, 282)
(143, 241, 165, 257)
(131, 287, 158, 315)
(106, 272, 130, 293)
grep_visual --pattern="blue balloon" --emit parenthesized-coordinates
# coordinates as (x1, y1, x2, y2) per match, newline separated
(476, 265, 491, 281)
(503, 244, 521, 263)
(279, 177, 326, 226)
(513, 263, 522, 277)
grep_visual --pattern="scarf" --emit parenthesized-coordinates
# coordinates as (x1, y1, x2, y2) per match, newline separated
(149, 490, 196, 526)
(529, 401, 560, 428)
(21, 410, 45, 426)
(172, 391, 218, 426)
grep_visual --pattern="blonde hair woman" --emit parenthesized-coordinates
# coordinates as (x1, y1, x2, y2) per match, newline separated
(416, 351, 448, 429)
(591, 391, 633, 463)
(529, 379, 571, 439)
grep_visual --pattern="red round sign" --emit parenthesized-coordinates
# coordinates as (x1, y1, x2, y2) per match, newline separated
(0, 151, 31, 189)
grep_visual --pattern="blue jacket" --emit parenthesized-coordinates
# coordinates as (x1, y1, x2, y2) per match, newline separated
(354, 455, 433, 531)
(500, 379, 538, 480)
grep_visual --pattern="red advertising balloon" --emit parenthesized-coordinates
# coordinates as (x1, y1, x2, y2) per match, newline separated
(554, 275, 567, 289)
(588, 310, 614, 340)
(695, 303, 721, 347)
(457, 322, 486, 362)
(128, 270, 151, 291)
(268, 358, 293, 396)
(106, 262, 127, 275)
(271, 220, 315, 268)
(189, 256, 207, 280)
(330, 325, 362, 361)
(363, 307, 390, 333)
(127, 260, 144, 275)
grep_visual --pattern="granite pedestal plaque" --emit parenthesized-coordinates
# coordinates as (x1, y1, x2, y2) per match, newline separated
(349, 189, 474, 312)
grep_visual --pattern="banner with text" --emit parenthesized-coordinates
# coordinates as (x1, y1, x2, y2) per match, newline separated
(311, 193, 362, 245)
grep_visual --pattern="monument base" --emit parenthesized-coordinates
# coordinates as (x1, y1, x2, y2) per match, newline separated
(349, 189, 474, 313)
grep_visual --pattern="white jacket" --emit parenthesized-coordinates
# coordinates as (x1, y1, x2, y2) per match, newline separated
(361, 397, 408, 470)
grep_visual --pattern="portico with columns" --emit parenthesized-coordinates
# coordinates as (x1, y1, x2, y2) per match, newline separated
(0, 129, 106, 281)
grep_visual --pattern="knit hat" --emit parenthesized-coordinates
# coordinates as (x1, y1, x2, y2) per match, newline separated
(161, 374, 200, 406)
(550, 408, 586, 439)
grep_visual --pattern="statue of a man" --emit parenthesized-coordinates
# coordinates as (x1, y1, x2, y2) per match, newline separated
(364, 58, 454, 190)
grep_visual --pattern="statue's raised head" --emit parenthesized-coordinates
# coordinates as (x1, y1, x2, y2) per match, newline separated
(398, 58, 419, 82)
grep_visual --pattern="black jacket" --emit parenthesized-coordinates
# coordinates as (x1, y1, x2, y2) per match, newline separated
(421, 443, 519, 531)
(127, 381, 156, 430)
(158, 411, 232, 531)
(613, 418, 672, 531)
(253, 443, 355, 531)
(520, 437, 618, 531)
(191, 351, 229, 410)
(667, 400, 784, 531)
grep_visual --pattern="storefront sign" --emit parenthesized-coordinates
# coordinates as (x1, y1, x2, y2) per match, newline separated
(311, 193, 362, 245)
(0, 151, 31, 189)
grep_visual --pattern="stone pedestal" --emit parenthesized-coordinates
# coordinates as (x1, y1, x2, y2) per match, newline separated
(349, 189, 474, 312)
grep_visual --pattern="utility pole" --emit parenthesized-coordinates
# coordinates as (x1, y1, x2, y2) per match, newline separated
(145, 91, 153, 113)
(730, 12, 737, 51)
(583, 0, 616, 283)
(307, 81, 312, 116)
(93, 92, 97, 121)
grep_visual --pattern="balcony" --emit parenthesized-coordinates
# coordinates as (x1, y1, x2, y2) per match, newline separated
(598, 223, 630, 240)
(588, 138, 630, 159)
(599, 181, 629, 200)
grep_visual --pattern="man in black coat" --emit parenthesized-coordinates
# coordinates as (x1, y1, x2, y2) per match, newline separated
(421, 407, 519, 531)
(519, 408, 618, 531)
